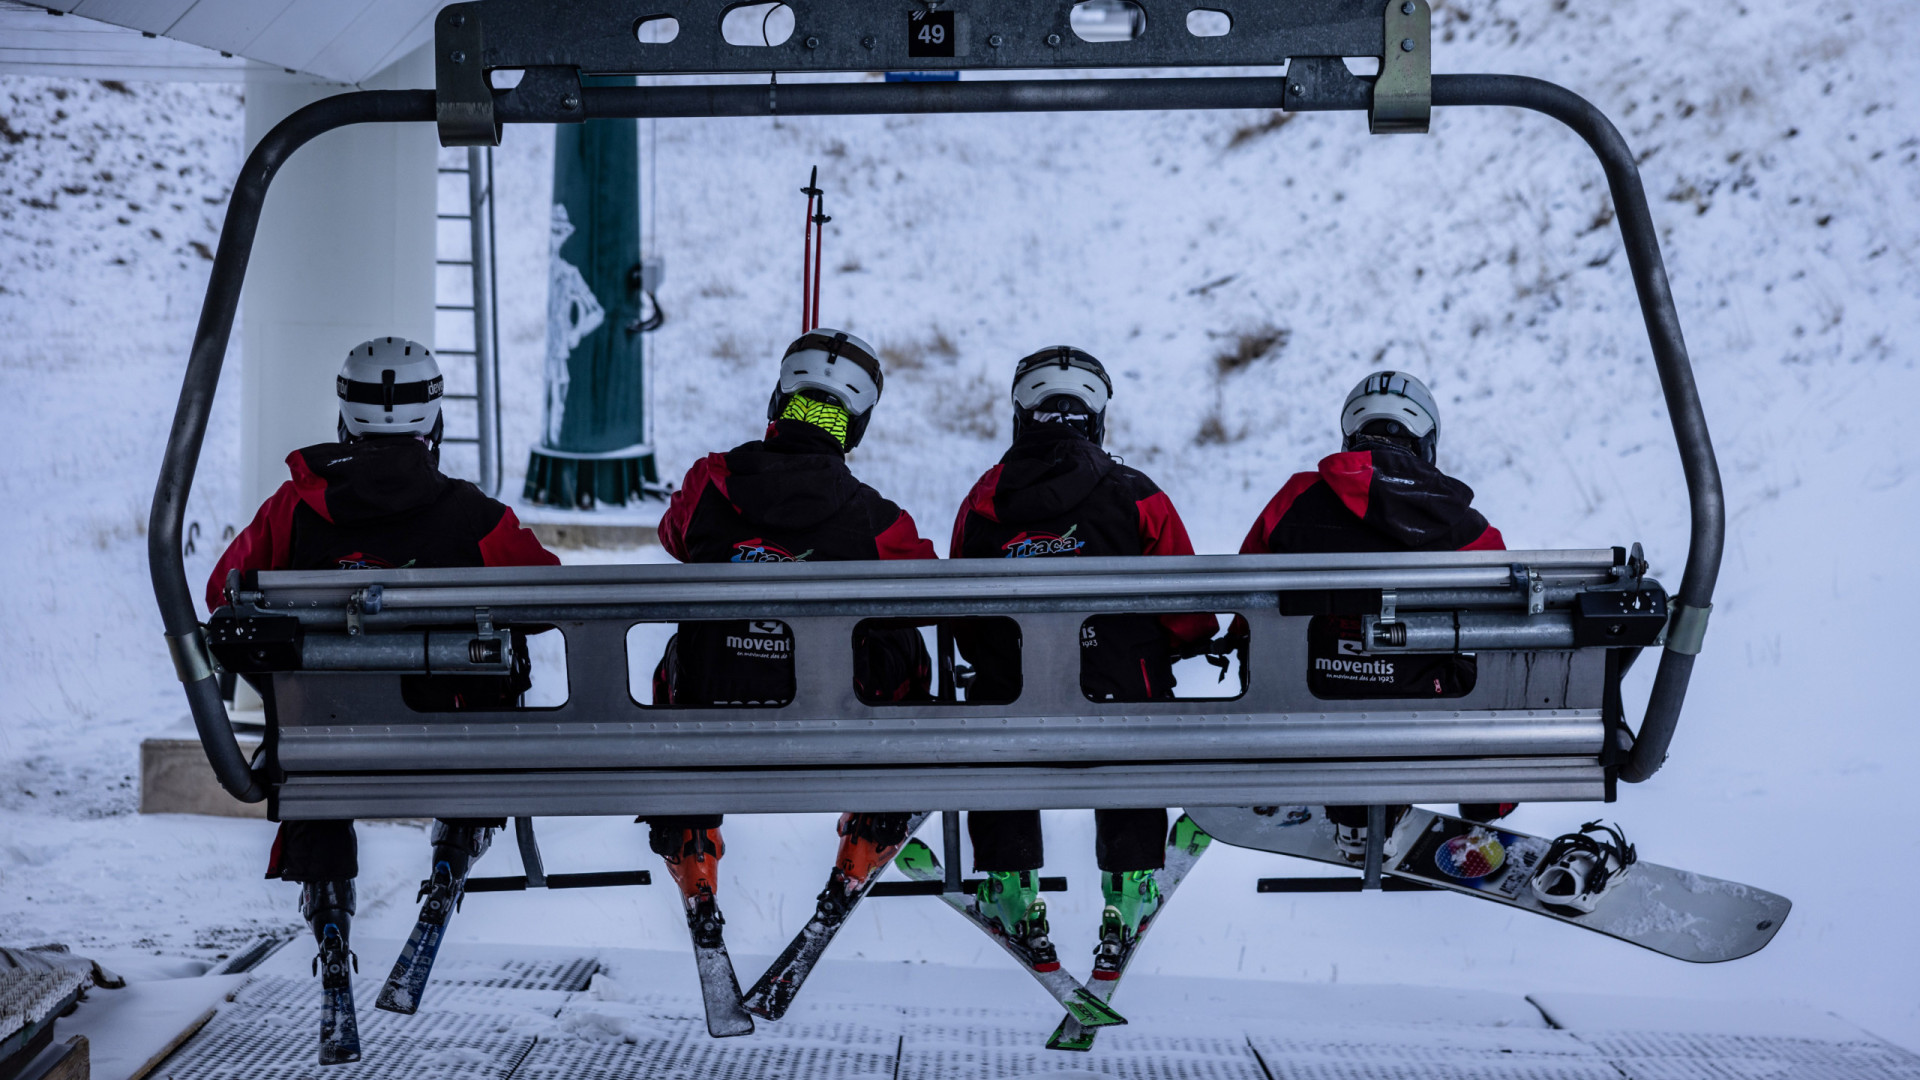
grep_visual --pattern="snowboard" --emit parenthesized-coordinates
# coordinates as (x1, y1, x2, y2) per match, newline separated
(1185, 806, 1789, 963)
(1046, 813, 1212, 1052)
(744, 811, 931, 1021)
(894, 840, 1127, 1029)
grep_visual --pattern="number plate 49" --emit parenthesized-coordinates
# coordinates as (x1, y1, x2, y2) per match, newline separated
(907, 9, 957, 57)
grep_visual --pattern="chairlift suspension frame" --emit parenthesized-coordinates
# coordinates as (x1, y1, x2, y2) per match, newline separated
(150, 0, 1723, 817)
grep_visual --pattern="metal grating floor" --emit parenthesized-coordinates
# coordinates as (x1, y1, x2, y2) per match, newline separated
(152, 947, 1920, 1080)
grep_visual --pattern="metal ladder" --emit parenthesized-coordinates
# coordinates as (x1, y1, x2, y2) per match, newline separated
(434, 147, 503, 497)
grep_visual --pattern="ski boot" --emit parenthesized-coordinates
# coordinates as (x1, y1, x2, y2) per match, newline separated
(809, 812, 915, 927)
(1092, 870, 1161, 980)
(1329, 804, 1411, 865)
(419, 820, 494, 922)
(975, 869, 1058, 969)
(1531, 820, 1636, 913)
(301, 878, 360, 1066)
(656, 824, 727, 944)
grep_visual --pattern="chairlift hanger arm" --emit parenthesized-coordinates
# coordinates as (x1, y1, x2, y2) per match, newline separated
(150, 10, 1718, 807)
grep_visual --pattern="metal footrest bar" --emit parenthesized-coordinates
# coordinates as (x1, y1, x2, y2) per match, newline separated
(465, 870, 650, 893)
(868, 876, 1067, 898)
(1256, 877, 1436, 893)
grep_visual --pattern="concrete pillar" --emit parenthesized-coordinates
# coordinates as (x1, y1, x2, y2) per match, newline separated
(231, 47, 435, 715)
(238, 46, 437, 513)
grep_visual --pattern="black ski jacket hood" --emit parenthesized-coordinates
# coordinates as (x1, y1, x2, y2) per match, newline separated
(292, 437, 449, 524)
(715, 419, 865, 532)
(1241, 446, 1504, 555)
(989, 424, 1117, 524)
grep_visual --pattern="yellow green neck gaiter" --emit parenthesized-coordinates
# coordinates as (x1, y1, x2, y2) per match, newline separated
(780, 393, 851, 447)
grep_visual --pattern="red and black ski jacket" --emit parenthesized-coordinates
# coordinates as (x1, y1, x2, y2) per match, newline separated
(207, 438, 557, 612)
(951, 424, 1217, 702)
(1240, 445, 1504, 699)
(656, 419, 937, 705)
(1240, 446, 1504, 556)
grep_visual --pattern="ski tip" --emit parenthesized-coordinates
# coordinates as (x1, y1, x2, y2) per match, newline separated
(318, 1048, 362, 1066)
(1070, 990, 1128, 1028)
(373, 978, 421, 1014)
(1046, 1015, 1097, 1051)
(741, 994, 785, 1022)
(708, 1016, 756, 1038)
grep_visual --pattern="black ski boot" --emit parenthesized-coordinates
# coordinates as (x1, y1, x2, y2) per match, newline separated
(377, 820, 495, 1014)
(421, 821, 494, 924)
(302, 878, 360, 1066)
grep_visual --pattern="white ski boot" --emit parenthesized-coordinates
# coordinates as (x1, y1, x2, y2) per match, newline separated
(1330, 805, 1409, 865)
(1530, 820, 1636, 913)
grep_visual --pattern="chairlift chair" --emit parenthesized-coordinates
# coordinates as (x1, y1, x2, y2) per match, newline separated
(150, 0, 1721, 839)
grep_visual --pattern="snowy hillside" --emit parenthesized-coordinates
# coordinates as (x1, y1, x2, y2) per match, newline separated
(4, 0, 1918, 1052)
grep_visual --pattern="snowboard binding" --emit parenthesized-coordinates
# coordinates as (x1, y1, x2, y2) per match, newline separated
(1252, 806, 1313, 826)
(1329, 804, 1411, 865)
(1530, 820, 1637, 913)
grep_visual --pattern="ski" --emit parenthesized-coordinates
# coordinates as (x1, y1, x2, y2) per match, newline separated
(315, 925, 360, 1065)
(744, 811, 931, 1021)
(1187, 806, 1791, 963)
(893, 839, 1127, 1029)
(374, 862, 465, 1014)
(688, 889, 755, 1037)
(1045, 813, 1212, 1052)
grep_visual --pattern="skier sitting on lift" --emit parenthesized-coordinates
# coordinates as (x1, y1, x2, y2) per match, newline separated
(948, 346, 1219, 977)
(206, 337, 559, 1061)
(648, 329, 937, 979)
(1237, 370, 1514, 860)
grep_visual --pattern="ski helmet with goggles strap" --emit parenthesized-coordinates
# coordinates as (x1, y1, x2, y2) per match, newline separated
(767, 328, 884, 449)
(1340, 370, 1439, 465)
(1011, 345, 1112, 445)
(337, 337, 444, 453)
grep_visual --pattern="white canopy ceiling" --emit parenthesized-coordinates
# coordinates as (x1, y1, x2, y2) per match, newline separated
(0, 0, 439, 84)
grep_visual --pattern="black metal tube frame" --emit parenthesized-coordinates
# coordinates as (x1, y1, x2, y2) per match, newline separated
(150, 72, 1721, 803)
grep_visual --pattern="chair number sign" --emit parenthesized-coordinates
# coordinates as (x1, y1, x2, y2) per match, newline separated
(908, 9, 956, 57)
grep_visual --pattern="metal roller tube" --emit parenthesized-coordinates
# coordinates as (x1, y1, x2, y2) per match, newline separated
(1368, 612, 1577, 653)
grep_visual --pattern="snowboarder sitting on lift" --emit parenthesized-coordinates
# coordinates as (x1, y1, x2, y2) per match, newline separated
(648, 329, 937, 965)
(206, 337, 559, 1060)
(1237, 370, 1514, 861)
(949, 345, 1219, 976)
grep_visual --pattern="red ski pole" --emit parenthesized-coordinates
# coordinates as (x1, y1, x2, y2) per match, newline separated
(810, 190, 830, 332)
(800, 166, 822, 332)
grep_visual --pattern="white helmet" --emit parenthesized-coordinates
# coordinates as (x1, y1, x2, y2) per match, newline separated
(336, 337, 443, 448)
(767, 329, 884, 448)
(1011, 346, 1112, 444)
(1341, 370, 1439, 464)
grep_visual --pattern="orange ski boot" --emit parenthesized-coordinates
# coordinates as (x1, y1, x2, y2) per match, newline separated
(652, 823, 726, 947)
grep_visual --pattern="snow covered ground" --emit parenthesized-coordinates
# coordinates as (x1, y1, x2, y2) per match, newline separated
(4, 0, 1919, 1057)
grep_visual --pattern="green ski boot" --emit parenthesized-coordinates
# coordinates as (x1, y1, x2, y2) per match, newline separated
(1093, 870, 1162, 978)
(977, 870, 1058, 968)
(1169, 812, 1213, 859)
